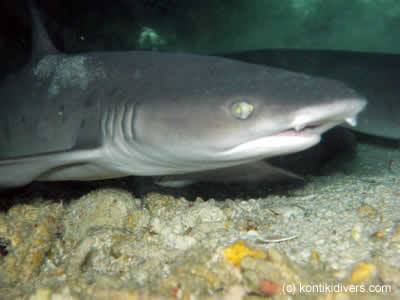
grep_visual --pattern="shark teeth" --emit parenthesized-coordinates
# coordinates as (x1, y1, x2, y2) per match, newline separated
(345, 117, 357, 127)
(293, 116, 357, 132)
(294, 124, 306, 131)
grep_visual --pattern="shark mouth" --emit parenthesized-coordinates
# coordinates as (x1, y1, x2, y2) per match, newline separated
(277, 96, 366, 138)
(274, 116, 357, 137)
(293, 116, 357, 131)
(220, 115, 359, 160)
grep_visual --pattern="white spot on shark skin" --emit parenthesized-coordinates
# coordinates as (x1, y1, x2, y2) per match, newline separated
(33, 55, 106, 96)
(33, 54, 60, 78)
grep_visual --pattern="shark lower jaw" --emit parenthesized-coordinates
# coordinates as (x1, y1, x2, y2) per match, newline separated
(218, 134, 321, 160)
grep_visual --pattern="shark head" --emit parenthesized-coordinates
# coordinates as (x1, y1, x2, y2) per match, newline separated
(100, 53, 366, 176)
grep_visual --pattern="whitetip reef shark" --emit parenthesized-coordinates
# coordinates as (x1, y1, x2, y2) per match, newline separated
(0, 3, 366, 188)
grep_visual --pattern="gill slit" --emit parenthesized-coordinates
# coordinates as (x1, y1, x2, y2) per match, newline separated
(102, 101, 136, 144)
(122, 101, 136, 141)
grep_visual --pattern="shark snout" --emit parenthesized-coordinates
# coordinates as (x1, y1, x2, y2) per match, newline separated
(288, 96, 367, 135)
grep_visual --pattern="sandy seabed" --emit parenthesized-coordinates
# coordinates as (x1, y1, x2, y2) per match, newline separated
(0, 139, 399, 300)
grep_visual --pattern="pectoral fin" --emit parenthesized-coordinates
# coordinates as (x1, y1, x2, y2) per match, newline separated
(154, 160, 302, 188)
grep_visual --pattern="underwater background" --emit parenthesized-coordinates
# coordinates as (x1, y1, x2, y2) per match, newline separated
(2, 0, 400, 59)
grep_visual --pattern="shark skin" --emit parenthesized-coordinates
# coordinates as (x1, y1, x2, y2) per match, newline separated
(224, 49, 400, 140)
(0, 6, 366, 188)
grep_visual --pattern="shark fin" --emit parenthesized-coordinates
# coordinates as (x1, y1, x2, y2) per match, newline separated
(154, 160, 302, 188)
(28, 0, 59, 62)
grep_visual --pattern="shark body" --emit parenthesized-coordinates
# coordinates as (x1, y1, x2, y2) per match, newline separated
(0, 6, 366, 188)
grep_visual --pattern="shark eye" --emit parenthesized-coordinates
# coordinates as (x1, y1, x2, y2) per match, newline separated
(231, 101, 254, 120)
